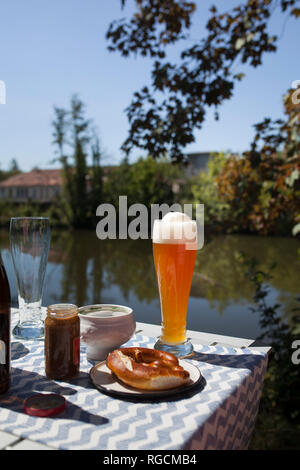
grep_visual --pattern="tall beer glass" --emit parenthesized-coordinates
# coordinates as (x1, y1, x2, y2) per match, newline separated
(10, 217, 50, 340)
(152, 212, 197, 357)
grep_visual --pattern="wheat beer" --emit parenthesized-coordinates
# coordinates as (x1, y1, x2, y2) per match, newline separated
(153, 212, 197, 357)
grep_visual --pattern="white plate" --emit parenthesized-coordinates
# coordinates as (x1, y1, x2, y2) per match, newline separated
(89, 359, 203, 399)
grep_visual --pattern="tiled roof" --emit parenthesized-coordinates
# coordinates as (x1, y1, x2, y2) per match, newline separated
(0, 169, 62, 187)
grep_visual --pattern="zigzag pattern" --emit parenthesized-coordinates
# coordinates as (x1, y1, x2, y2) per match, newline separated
(0, 335, 268, 450)
(185, 358, 267, 450)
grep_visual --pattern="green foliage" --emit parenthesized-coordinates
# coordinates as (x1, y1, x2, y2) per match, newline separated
(103, 155, 181, 208)
(89, 132, 103, 226)
(190, 152, 231, 229)
(242, 255, 300, 448)
(216, 89, 300, 235)
(0, 200, 69, 229)
(107, 1, 300, 235)
(52, 95, 104, 228)
(107, 0, 299, 162)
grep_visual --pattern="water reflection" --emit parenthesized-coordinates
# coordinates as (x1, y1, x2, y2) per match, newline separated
(47, 232, 158, 306)
(0, 229, 299, 340)
(194, 235, 300, 315)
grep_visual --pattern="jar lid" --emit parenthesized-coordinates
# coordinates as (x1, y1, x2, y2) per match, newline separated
(24, 393, 66, 417)
(47, 303, 78, 318)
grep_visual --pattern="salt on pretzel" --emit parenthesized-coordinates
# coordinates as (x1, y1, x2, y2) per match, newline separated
(106, 347, 190, 390)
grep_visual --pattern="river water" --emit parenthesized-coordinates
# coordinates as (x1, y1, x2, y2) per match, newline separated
(1, 229, 299, 341)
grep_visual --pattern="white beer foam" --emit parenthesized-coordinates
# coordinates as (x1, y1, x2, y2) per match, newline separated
(152, 212, 197, 248)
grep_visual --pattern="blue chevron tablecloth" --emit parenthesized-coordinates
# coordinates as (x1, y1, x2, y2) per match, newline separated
(0, 335, 268, 450)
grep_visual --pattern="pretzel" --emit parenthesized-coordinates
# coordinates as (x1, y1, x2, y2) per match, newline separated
(106, 347, 190, 390)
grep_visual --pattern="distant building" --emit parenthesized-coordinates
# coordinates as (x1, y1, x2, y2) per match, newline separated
(0, 166, 117, 203)
(0, 169, 62, 203)
(0, 156, 213, 202)
(185, 152, 212, 177)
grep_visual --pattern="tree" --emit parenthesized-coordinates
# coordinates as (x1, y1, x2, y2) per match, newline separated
(243, 255, 300, 448)
(70, 95, 90, 227)
(9, 159, 20, 173)
(90, 130, 103, 225)
(52, 107, 68, 162)
(103, 155, 180, 208)
(107, 0, 300, 162)
(52, 95, 103, 228)
(52, 105, 74, 224)
(190, 152, 231, 229)
(216, 88, 300, 235)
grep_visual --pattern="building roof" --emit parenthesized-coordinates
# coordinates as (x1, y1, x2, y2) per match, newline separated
(186, 152, 212, 157)
(0, 169, 62, 187)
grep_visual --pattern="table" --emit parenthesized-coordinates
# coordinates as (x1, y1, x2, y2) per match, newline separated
(0, 310, 270, 450)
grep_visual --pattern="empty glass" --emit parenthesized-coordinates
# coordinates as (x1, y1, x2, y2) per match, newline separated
(10, 217, 50, 340)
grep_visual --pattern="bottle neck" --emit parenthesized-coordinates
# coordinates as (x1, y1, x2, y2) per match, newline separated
(0, 251, 11, 306)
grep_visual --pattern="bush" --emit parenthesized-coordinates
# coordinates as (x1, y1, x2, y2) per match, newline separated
(190, 152, 231, 229)
(103, 155, 181, 208)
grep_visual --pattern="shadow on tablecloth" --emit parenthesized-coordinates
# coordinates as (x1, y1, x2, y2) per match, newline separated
(11, 342, 30, 360)
(0, 367, 109, 426)
(190, 350, 264, 372)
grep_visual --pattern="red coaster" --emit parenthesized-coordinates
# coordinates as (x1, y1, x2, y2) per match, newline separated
(24, 393, 66, 417)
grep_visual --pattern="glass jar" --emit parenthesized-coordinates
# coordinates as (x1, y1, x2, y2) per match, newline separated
(45, 304, 80, 380)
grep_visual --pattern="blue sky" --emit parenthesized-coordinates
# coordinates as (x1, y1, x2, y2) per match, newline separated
(0, 0, 299, 171)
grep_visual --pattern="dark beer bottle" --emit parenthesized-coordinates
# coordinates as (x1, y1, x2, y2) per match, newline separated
(0, 251, 11, 394)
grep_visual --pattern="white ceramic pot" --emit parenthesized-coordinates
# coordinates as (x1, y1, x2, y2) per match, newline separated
(78, 304, 136, 361)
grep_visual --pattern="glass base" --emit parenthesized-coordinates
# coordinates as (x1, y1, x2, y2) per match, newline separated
(154, 337, 193, 358)
(13, 322, 44, 340)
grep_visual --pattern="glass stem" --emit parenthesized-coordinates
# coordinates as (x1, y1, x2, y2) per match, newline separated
(17, 297, 43, 326)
